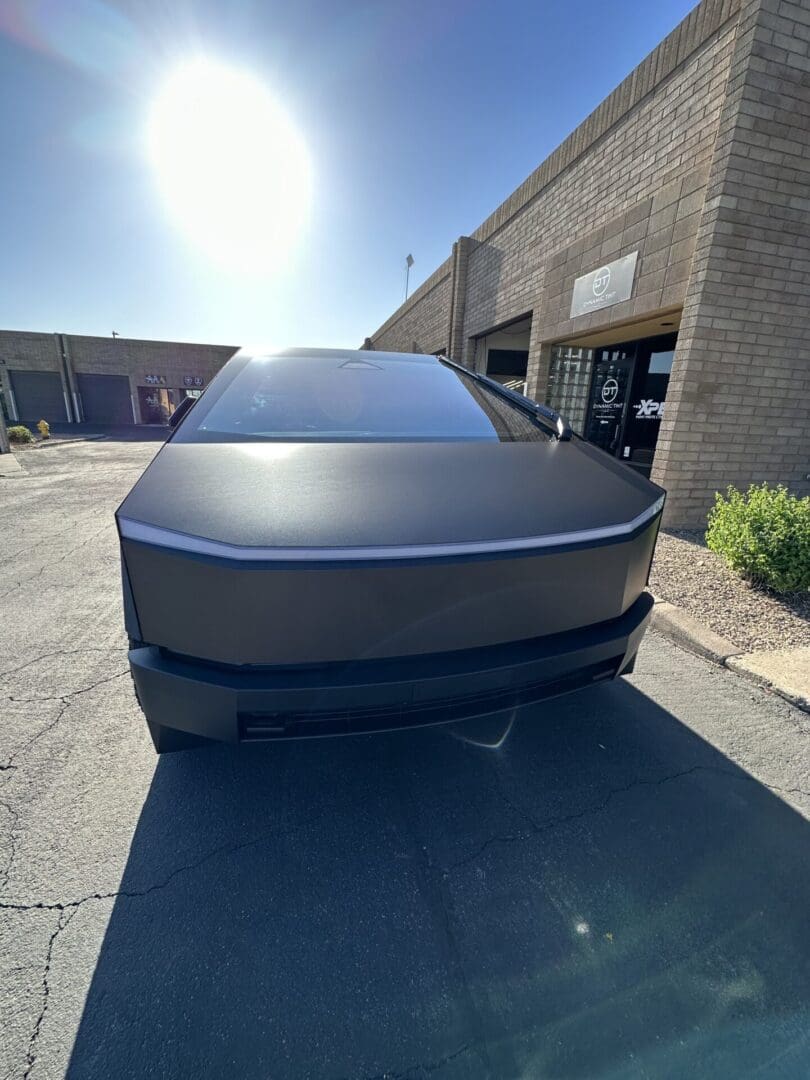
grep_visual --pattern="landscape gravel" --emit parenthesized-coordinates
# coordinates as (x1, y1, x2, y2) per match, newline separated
(649, 529, 810, 652)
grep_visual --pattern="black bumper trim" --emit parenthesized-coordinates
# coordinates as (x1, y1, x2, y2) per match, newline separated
(129, 592, 654, 743)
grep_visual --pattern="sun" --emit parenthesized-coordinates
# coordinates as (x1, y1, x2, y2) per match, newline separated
(147, 59, 311, 269)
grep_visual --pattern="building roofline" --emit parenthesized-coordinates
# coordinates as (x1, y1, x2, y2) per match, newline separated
(369, 0, 741, 342)
(0, 328, 238, 351)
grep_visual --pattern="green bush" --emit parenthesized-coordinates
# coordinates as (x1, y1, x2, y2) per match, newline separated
(7, 425, 34, 444)
(706, 483, 810, 593)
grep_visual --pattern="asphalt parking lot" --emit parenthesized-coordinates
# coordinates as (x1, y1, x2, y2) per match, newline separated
(1, 440, 809, 1080)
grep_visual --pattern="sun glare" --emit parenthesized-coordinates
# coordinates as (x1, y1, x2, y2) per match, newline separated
(147, 59, 311, 269)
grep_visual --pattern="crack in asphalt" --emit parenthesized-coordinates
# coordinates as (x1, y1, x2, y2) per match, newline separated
(352, 1041, 475, 1080)
(388, 753, 497, 1079)
(481, 752, 542, 834)
(2, 669, 129, 774)
(0, 646, 121, 683)
(443, 763, 810, 873)
(3, 697, 73, 773)
(5, 822, 310, 1079)
(413, 839, 494, 1077)
(2, 763, 807, 914)
(23, 907, 77, 1080)
(0, 752, 807, 1076)
(7, 667, 129, 706)
(0, 797, 20, 894)
(0, 815, 315, 914)
(0, 523, 113, 603)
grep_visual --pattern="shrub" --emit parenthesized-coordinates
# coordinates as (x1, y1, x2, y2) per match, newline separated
(7, 425, 34, 444)
(706, 483, 810, 593)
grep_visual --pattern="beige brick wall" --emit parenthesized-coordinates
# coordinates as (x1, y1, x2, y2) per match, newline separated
(369, 0, 741, 370)
(370, 259, 453, 354)
(0, 331, 61, 374)
(0, 332, 65, 421)
(652, 0, 810, 522)
(66, 334, 235, 384)
(66, 334, 235, 421)
(528, 163, 711, 395)
(0, 330, 237, 424)
(463, 17, 738, 367)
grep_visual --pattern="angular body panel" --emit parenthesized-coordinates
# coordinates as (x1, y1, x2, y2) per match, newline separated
(122, 519, 657, 665)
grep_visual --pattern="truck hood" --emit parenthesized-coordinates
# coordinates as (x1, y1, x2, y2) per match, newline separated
(117, 438, 663, 551)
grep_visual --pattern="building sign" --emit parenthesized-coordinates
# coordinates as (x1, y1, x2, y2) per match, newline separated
(601, 377, 619, 404)
(183, 375, 205, 387)
(634, 398, 665, 419)
(144, 374, 166, 386)
(570, 251, 638, 319)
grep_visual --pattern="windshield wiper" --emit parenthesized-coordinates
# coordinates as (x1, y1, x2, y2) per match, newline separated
(437, 355, 573, 440)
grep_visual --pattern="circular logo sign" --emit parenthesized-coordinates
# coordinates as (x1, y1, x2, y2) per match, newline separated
(601, 377, 619, 404)
(592, 265, 611, 297)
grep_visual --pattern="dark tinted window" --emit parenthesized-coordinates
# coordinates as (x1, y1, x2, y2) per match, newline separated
(178, 354, 551, 443)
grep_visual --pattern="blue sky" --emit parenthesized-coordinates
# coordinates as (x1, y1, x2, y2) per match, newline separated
(0, 0, 695, 347)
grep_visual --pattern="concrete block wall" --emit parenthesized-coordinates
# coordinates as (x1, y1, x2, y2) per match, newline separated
(370, 259, 453, 354)
(652, 0, 810, 521)
(0, 331, 61, 373)
(529, 162, 711, 396)
(0, 332, 66, 422)
(462, 8, 740, 379)
(66, 335, 235, 421)
(66, 335, 235, 383)
(0, 330, 236, 424)
(369, 0, 742, 376)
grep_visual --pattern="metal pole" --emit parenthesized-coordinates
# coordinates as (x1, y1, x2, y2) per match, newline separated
(405, 263, 410, 301)
(0, 403, 10, 454)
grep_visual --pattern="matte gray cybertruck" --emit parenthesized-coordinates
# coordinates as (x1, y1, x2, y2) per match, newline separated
(117, 348, 664, 753)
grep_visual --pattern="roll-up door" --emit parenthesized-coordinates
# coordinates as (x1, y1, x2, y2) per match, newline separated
(8, 370, 68, 422)
(76, 373, 133, 424)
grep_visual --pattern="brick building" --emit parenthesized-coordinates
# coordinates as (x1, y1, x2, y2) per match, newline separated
(0, 331, 236, 427)
(365, 0, 810, 526)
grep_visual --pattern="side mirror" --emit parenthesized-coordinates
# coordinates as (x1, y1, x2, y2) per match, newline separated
(169, 395, 196, 429)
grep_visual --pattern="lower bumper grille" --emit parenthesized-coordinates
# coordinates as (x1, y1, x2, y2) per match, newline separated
(238, 656, 620, 741)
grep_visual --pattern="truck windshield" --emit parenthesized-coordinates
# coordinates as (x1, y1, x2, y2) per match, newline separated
(175, 354, 551, 443)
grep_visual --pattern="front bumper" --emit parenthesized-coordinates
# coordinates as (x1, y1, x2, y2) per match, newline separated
(129, 592, 654, 744)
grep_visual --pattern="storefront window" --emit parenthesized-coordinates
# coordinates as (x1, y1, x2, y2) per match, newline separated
(545, 345, 593, 434)
(137, 386, 172, 425)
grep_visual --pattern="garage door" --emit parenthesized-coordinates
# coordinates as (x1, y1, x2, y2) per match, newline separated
(8, 370, 68, 422)
(76, 373, 133, 424)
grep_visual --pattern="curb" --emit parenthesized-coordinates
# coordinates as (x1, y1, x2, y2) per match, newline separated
(650, 600, 742, 665)
(25, 435, 108, 449)
(726, 652, 810, 714)
(1, 435, 108, 475)
(0, 454, 23, 477)
(649, 594, 809, 713)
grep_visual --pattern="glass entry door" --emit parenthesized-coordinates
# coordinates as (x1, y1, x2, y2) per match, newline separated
(583, 333, 676, 477)
(584, 345, 635, 457)
(623, 334, 676, 474)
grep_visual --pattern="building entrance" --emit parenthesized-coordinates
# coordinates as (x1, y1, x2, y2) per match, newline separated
(583, 332, 676, 477)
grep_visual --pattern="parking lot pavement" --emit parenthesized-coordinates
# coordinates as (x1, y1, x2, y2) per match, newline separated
(1, 442, 809, 1080)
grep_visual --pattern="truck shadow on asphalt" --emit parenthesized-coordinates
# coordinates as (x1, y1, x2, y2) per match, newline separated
(66, 679, 810, 1079)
